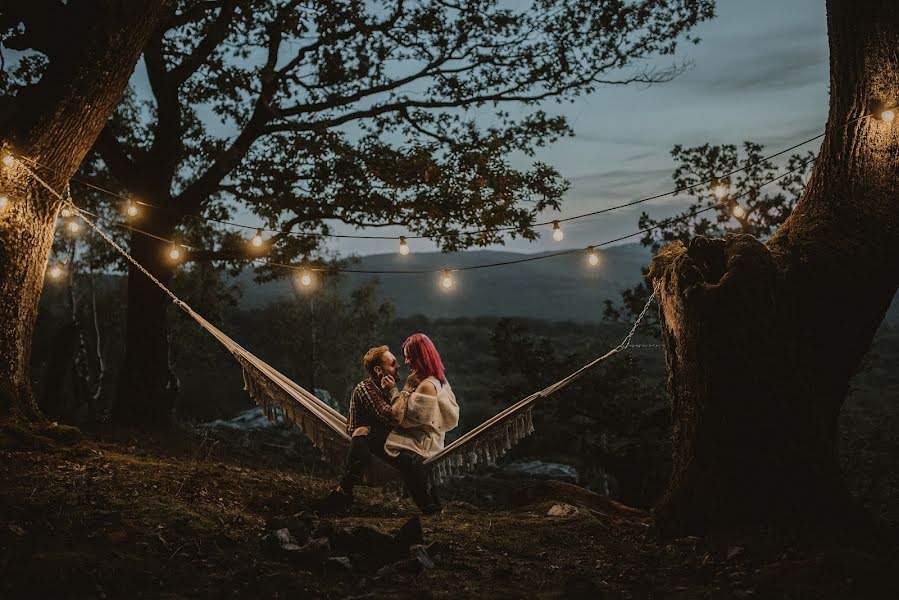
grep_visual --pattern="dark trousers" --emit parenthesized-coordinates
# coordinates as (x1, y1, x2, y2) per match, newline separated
(338, 431, 434, 510)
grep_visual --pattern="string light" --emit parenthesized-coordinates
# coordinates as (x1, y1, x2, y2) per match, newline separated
(399, 236, 410, 256)
(0, 196, 8, 209)
(60, 206, 73, 218)
(440, 269, 454, 289)
(251, 228, 264, 248)
(713, 180, 729, 199)
(67, 219, 81, 234)
(732, 204, 746, 218)
(300, 270, 313, 286)
(169, 243, 182, 261)
(587, 246, 600, 266)
(126, 200, 138, 217)
(48, 264, 64, 279)
(881, 109, 895, 123)
(552, 220, 564, 242)
(2, 154, 15, 167)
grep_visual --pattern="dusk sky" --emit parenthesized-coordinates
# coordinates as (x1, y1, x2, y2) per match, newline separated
(325, 0, 829, 257)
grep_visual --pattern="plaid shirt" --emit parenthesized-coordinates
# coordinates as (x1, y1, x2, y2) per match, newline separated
(346, 378, 398, 435)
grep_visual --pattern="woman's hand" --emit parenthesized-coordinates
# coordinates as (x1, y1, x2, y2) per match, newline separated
(403, 370, 421, 392)
(380, 374, 397, 392)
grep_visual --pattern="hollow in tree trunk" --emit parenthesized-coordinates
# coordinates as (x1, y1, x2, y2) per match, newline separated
(648, 0, 899, 536)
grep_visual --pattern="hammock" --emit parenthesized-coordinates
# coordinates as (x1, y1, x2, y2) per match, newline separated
(78, 208, 657, 487)
(178, 298, 655, 486)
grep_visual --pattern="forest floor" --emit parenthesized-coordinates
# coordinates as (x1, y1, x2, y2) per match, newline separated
(1, 423, 896, 599)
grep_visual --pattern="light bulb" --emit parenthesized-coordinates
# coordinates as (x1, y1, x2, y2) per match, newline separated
(881, 109, 895, 123)
(2, 155, 15, 167)
(587, 247, 600, 267)
(0, 196, 8, 209)
(300, 271, 313, 286)
(127, 201, 138, 217)
(169, 244, 181, 261)
(48, 265, 63, 279)
(733, 204, 746, 218)
(399, 236, 410, 256)
(68, 220, 80, 234)
(552, 221, 563, 242)
(251, 229, 264, 248)
(440, 270, 454, 289)
(60, 206, 73, 218)
(713, 182, 729, 199)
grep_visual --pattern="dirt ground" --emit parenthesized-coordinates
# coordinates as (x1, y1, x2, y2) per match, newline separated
(1, 425, 896, 599)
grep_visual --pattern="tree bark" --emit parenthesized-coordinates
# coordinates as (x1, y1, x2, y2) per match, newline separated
(0, 0, 172, 421)
(112, 221, 179, 427)
(648, 0, 899, 536)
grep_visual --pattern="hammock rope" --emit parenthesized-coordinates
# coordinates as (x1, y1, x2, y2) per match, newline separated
(67, 202, 658, 486)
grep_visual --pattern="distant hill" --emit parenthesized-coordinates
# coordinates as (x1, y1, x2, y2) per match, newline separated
(234, 243, 899, 324)
(234, 243, 655, 322)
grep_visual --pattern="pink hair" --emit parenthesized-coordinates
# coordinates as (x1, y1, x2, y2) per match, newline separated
(402, 333, 446, 384)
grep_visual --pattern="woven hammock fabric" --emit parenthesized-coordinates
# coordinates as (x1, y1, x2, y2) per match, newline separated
(178, 302, 624, 485)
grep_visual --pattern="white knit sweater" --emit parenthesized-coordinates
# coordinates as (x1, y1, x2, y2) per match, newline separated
(384, 378, 459, 459)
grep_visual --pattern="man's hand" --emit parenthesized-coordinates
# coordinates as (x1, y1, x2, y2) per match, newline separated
(380, 374, 397, 392)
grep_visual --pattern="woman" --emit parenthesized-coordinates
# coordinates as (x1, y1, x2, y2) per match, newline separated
(385, 333, 459, 514)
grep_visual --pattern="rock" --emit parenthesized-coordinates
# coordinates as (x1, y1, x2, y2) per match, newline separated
(262, 527, 297, 550)
(333, 525, 396, 556)
(424, 540, 449, 559)
(8, 524, 25, 536)
(325, 556, 353, 571)
(502, 460, 579, 483)
(376, 557, 425, 578)
(547, 503, 578, 517)
(409, 545, 435, 570)
(285, 537, 331, 564)
(393, 516, 424, 552)
(266, 514, 313, 542)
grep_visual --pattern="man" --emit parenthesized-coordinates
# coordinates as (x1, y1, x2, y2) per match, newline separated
(326, 345, 434, 512)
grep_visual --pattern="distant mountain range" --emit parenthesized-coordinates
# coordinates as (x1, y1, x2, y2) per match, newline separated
(233, 243, 899, 325)
(234, 244, 652, 321)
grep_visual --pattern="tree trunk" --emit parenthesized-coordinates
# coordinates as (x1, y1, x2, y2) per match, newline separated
(648, 0, 899, 536)
(0, 0, 172, 421)
(112, 221, 179, 427)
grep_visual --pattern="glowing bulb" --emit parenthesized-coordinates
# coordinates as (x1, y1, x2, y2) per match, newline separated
(60, 206, 73, 218)
(251, 228, 264, 248)
(169, 244, 181, 261)
(587, 246, 600, 267)
(0, 196, 8, 209)
(300, 271, 313, 286)
(48, 264, 63, 279)
(732, 204, 746, 218)
(440, 270, 454, 289)
(126, 201, 138, 217)
(713, 182, 729, 199)
(399, 236, 410, 256)
(881, 109, 895, 123)
(2, 155, 15, 167)
(552, 220, 563, 242)
(68, 220, 80, 234)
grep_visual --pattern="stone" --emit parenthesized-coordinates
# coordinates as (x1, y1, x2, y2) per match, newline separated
(393, 516, 424, 551)
(547, 503, 578, 517)
(409, 545, 435, 570)
(326, 556, 353, 571)
(262, 527, 296, 550)
(502, 460, 579, 483)
(333, 525, 395, 556)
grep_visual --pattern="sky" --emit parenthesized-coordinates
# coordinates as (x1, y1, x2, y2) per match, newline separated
(323, 0, 830, 257)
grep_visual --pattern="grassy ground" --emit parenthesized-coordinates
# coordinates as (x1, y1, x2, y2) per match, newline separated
(1, 426, 895, 599)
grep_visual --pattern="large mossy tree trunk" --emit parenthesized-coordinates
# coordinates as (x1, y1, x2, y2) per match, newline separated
(0, 0, 172, 422)
(648, 0, 899, 536)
